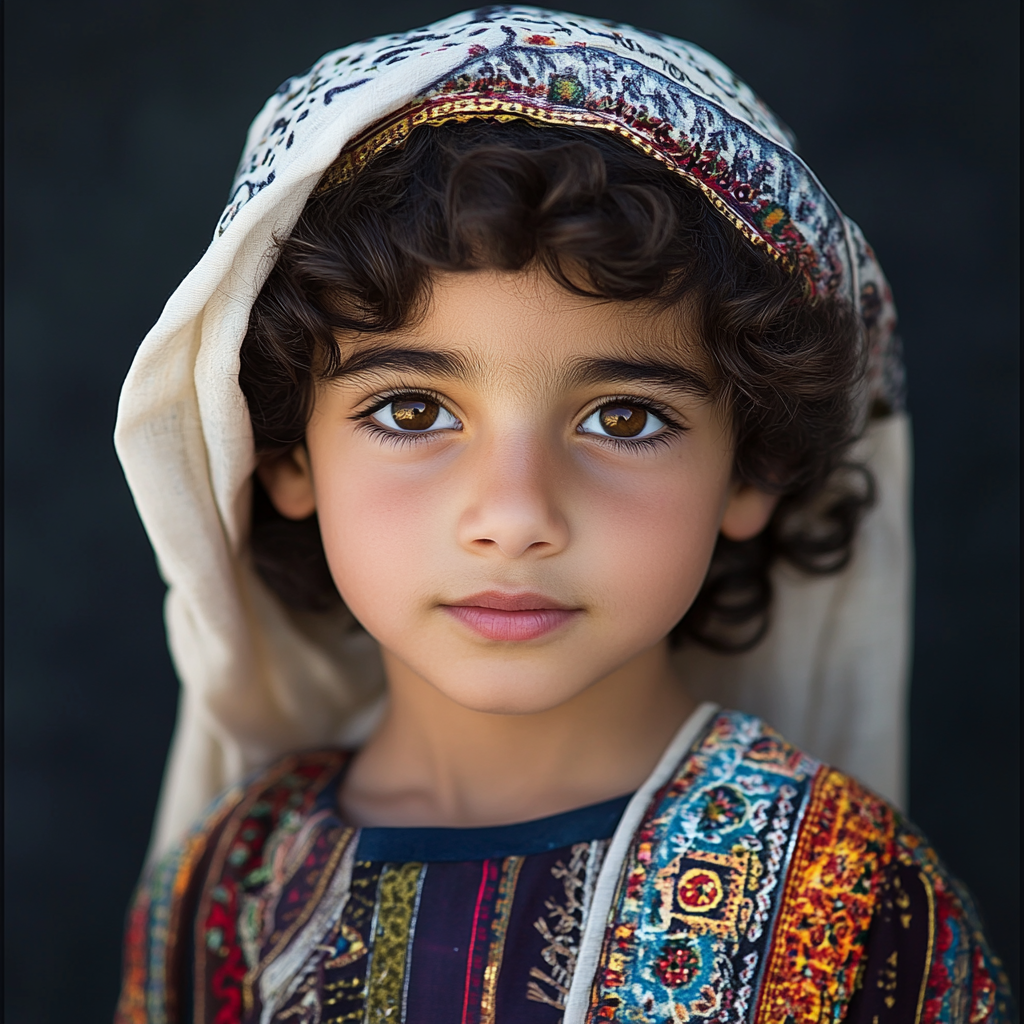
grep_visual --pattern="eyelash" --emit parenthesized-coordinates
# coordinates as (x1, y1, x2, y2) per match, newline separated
(351, 389, 458, 448)
(351, 390, 687, 450)
(578, 395, 686, 452)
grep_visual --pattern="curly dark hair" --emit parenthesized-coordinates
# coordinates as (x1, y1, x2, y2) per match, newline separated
(239, 119, 874, 651)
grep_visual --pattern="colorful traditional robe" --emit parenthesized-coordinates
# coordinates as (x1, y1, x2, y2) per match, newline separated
(116, 711, 1011, 1022)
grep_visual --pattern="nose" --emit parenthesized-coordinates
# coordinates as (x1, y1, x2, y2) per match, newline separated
(455, 432, 570, 559)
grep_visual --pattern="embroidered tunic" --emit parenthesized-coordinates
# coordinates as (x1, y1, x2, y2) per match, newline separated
(117, 711, 1011, 1022)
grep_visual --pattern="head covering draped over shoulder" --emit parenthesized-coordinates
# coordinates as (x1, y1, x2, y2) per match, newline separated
(115, 6, 912, 861)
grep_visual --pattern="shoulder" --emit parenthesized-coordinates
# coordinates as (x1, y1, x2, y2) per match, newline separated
(884, 820, 1013, 1022)
(116, 748, 351, 1024)
(589, 709, 1012, 1023)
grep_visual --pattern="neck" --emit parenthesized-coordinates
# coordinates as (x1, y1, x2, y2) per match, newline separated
(340, 641, 696, 828)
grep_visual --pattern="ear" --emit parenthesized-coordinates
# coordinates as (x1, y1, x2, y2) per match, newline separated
(719, 481, 780, 542)
(256, 446, 317, 520)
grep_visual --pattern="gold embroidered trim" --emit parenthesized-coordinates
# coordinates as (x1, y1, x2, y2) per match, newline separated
(479, 856, 524, 1024)
(364, 862, 424, 1023)
(913, 870, 936, 1024)
(753, 769, 895, 1023)
(312, 96, 789, 269)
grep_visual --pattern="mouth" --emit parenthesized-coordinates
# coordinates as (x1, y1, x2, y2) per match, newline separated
(441, 591, 581, 642)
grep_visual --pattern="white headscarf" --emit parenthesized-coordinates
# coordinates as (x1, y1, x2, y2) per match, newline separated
(115, 6, 912, 862)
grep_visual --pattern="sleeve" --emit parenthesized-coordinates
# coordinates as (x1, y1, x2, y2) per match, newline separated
(114, 749, 351, 1024)
(115, 782, 244, 1024)
(844, 820, 1014, 1023)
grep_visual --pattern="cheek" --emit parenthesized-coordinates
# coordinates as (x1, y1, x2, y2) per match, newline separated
(311, 452, 447, 620)
(578, 461, 729, 626)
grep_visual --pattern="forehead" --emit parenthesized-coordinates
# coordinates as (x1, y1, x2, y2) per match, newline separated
(347, 268, 706, 383)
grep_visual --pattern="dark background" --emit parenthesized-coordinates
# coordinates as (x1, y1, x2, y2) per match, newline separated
(4, 0, 1019, 1019)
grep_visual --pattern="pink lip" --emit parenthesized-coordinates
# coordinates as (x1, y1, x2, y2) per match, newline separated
(442, 591, 580, 642)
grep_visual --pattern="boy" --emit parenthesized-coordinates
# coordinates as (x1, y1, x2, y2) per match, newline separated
(115, 8, 1008, 1022)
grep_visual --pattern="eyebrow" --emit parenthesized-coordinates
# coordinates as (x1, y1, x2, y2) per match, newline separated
(327, 346, 713, 399)
(327, 346, 472, 382)
(566, 357, 714, 398)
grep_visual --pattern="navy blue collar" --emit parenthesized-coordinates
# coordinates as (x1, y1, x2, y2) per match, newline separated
(353, 792, 632, 863)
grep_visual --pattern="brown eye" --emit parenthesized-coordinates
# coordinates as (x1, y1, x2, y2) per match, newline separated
(370, 396, 461, 434)
(599, 403, 647, 437)
(391, 398, 439, 430)
(579, 402, 666, 441)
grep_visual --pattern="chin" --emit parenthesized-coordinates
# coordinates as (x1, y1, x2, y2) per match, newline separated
(429, 669, 592, 717)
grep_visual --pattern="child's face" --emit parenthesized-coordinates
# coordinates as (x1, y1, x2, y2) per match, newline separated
(261, 269, 777, 714)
